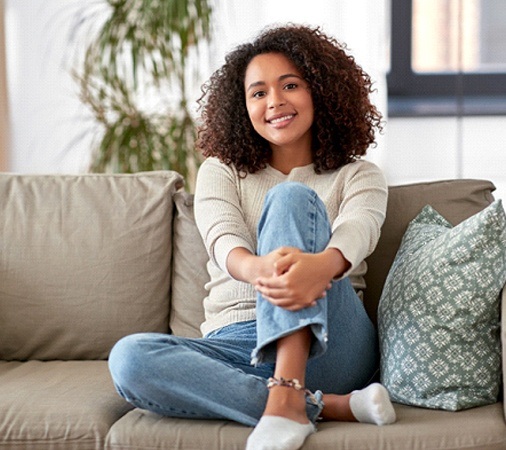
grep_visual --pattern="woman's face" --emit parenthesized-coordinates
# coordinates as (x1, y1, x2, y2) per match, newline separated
(244, 52, 314, 155)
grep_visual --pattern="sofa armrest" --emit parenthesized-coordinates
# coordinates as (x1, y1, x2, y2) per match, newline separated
(502, 287, 506, 422)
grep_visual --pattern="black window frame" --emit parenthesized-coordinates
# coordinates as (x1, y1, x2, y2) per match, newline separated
(388, 0, 506, 117)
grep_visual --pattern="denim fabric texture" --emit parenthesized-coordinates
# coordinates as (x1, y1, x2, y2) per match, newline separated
(108, 182, 379, 426)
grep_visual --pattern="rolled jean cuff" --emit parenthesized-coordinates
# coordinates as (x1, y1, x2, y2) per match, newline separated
(251, 314, 328, 366)
(307, 389, 324, 424)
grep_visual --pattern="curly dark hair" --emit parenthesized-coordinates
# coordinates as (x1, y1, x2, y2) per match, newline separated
(196, 24, 383, 174)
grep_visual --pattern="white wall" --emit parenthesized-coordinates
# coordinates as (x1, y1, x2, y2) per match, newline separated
(4, 0, 95, 173)
(385, 117, 506, 201)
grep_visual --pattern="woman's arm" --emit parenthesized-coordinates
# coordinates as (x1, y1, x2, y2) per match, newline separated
(195, 158, 387, 311)
(226, 246, 283, 285)
(327, 161, 388, 277)
(194, 158, 257, 277)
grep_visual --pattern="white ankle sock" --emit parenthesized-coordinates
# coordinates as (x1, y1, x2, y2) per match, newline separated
(246, 416, 315, 450)
(349, 383, 396, 426)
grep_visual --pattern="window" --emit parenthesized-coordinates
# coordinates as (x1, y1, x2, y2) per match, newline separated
(388, 0, 506, 116)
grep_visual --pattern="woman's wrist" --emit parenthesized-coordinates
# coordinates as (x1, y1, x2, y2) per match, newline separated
(321, 248, 351, 279)
(226, 247, 260, 284)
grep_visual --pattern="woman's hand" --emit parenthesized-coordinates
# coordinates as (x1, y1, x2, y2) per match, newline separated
(226, 246, 301, 285)
(254, 248, 350, 311)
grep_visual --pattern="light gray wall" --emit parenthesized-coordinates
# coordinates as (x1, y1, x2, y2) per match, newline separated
(385, 117, 506, 201)
(4, 0, 94, 173)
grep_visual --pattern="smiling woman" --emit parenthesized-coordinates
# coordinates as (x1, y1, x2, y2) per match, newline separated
(197, 25, 382, 177)
(108, 24, 394, 450)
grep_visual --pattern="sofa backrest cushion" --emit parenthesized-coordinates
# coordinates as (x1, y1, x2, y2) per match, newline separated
(364, 179, 496, 325)
(168, 179, 497, 336)
(170, 191, 208, 337)
(0, 171, 183, 360)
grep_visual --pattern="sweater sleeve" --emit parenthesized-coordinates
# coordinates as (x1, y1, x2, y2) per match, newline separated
(194, 158, 256, 276)
(327, 160, 388, 278)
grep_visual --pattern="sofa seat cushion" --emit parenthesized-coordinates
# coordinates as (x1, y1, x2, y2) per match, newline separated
(0, 361, 132, 449)
(106, 409, 250, 450)
(105, 403, 506, 450)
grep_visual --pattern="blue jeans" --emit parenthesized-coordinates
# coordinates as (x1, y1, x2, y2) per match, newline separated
(108, 182, 379, 427)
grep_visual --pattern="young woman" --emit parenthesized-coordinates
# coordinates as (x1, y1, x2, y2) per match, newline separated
(109, 24, 396, 450)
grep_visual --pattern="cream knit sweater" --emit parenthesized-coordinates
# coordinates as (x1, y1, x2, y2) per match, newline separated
(194, 157, 388, 336)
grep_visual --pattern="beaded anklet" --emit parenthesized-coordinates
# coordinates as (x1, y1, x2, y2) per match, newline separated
(267, 377, 306, 391)
(266, 377, 318, 404)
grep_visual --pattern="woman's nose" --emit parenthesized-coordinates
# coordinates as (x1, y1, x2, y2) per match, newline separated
(268, 90, 286, 108)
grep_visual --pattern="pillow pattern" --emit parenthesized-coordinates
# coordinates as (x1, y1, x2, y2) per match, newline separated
(378, 200, 506, 411)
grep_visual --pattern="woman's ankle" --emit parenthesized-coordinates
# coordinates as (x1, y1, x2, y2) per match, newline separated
(263, 385, 308, 424)
(320, 393, 355, 421)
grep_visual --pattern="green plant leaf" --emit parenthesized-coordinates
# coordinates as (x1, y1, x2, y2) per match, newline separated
(73, 0, 211, 190)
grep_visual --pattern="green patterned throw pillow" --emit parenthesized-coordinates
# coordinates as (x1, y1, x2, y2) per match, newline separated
(378, 200, 506, 411)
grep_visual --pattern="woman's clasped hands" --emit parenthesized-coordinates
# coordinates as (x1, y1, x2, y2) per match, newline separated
(254, 247, 349, 311)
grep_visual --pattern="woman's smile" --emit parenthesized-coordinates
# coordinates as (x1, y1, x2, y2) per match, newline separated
(267, 113, 297, 127)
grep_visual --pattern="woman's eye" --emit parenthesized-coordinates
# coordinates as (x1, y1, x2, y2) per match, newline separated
(253, 91, 266, 99)
(284, 83, 298, 90)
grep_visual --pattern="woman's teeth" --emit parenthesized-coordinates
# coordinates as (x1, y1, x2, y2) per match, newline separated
(270, 115, 293, 124)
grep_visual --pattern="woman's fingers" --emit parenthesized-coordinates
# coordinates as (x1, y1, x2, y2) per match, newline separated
(255, 279, 325, 310)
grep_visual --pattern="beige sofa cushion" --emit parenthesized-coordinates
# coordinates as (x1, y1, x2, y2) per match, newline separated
(170, 191, 209, 337)
(0, 171, 182, 360)
(105, 402, 506, 449)
(0, 361, 132, 449)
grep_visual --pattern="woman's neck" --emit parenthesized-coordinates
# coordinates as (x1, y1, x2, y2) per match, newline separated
(269, 148, 313, 175)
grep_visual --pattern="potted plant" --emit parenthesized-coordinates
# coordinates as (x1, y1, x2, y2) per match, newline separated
(74, 0, 213, 190)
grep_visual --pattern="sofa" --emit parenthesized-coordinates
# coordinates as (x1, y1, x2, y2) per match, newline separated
(0, 170, 505, 450)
